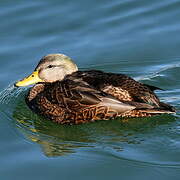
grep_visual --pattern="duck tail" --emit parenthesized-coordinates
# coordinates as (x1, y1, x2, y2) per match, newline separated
(158, 102, 176, 113)
(140, 102, 176, 114)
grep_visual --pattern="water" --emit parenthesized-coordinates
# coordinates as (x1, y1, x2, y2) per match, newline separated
(0, 0, 180, 179)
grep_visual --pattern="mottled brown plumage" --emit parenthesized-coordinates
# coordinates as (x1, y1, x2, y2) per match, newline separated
(16, 54, 176, 125)
(26, 78, 133, 124)
(26, 70, 175, 124)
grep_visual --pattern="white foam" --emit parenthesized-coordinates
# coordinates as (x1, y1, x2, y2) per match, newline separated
(0, 83, 26, 104)
(135, 61, 180, 81)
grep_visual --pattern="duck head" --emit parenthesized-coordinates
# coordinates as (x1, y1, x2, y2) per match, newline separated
(15, 54, 78, 87)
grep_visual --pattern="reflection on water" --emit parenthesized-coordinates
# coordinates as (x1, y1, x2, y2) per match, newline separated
(10, 91, 176, 158)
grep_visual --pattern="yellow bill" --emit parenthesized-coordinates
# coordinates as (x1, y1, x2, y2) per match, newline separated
(15, 70, 44, 87)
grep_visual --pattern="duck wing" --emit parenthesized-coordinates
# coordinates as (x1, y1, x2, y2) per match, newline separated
(26, 79, 136, 124)
(43, 79, 136, 114)
(68, 70, 161, 107)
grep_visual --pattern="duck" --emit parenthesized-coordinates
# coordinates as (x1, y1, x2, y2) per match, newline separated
(15, 53, 176, 125)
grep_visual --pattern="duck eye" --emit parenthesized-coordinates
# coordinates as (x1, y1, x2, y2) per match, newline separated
(48, 65, 53, 68)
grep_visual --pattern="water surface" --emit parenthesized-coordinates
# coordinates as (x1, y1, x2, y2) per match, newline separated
(0, 1, 180, 180)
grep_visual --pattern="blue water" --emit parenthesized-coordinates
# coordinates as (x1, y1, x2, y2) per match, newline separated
(0, 1, 180, 179)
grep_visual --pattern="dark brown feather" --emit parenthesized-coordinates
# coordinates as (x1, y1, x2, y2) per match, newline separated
(67, 70, 161, 106)
(26, 79, 135, 124)
(26, 70, 175, 124)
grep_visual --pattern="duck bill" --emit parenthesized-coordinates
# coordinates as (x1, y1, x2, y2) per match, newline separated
(15, 71, 44, 87)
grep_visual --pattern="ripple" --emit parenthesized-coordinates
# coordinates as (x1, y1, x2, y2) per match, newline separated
(0, 84, 24, 104)
(1, 87, 178, 166)
(135, 59, 180, 81)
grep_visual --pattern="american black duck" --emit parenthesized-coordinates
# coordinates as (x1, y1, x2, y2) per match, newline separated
(15, 54, 176, 124)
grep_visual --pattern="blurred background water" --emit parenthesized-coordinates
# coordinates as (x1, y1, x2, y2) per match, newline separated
(0, 0, 180, 179)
